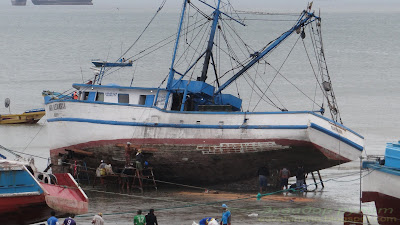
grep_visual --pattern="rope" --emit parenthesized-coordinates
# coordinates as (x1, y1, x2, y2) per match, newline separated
(252, 34, 301, 111)
(22, 124, 45, 153)
(117, 0, 166, 62)
(75, 168, 379, 220)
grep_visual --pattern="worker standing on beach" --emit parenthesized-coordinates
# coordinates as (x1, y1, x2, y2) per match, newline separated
(134, 210, 146, 225)
(257, 165, 269, 193)
(296, 165, 306, 190)
(63, 214, 76, 225)
(145, 209, 158, 225)
(47, 211, 58, 225)
(92, 212, 104, 225)
(220, 204, 231, 225)
(125, 142, 132, 166)
(136, 150, 144, 172)
(279, 167, 291, 190)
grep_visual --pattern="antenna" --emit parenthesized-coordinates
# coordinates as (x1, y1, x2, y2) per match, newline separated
(4, 98, 10, 114)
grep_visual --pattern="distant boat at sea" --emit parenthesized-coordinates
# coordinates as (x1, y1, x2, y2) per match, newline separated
(31, 0, 93, 5)
(92, 59, 133, 68)
(11, 0, 27, 6)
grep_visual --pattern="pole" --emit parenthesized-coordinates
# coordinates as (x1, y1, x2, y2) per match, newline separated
(164, 0, 188, 109)
(359, 156, 362, 212)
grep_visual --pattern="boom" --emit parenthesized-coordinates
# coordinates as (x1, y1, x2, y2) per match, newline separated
(215, 10, 320, 95)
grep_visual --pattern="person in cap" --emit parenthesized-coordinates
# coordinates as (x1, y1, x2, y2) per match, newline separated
(63, 214, 76, 225)
(99, 160, 107, 170)
(92, 212, 104, 225)
(125, 142, 132, 166)
(221, 204, 231, 225)
(134, 210, 146, 225)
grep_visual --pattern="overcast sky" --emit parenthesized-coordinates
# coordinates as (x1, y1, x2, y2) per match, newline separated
(96, 0, 400, 12)
(3, 0, 400, 12)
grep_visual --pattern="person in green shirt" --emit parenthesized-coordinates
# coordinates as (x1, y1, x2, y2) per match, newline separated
(133, 210, 146, 225)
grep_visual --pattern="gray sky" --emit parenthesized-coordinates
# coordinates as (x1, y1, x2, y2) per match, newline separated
(93, 0, 400, 12)
(3, 0, 400, 12)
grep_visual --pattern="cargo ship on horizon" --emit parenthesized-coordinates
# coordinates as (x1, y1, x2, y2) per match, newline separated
(11, 0, 27, 6)
(31, 0, 92, 5)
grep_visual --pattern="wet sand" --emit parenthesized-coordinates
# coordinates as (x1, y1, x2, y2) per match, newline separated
(32, 165, 378, 225)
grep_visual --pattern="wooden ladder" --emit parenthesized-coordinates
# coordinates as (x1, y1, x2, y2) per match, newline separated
(132, 167, 157, 193)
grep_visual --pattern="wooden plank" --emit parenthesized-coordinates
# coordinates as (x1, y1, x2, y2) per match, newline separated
(65, 148, 94, 156)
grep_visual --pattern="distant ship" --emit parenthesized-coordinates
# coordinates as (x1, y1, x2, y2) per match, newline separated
(31, 0, 93, 5)
(11, 0, 27, 6)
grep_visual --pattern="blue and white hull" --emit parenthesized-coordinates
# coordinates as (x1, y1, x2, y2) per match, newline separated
(45, 87, 364, 183)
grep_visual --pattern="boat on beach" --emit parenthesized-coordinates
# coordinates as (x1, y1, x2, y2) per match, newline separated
(0, 108, 45, 124)
(0, 159, 88, 225)
(362, 141, 400, 225)
(31, 0, 93, 5)
(44, 1, 364, 184)
(11, 0, 27, 6)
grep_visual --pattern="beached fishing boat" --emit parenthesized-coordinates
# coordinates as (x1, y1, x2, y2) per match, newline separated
(362, 141, 400, 225)
(44, 1, 364, 184)
(0, 159, 88, 225)
(0, 108, 45, 124)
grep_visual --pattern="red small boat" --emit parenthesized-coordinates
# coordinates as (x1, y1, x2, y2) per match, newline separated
(0, 160, 88, 225)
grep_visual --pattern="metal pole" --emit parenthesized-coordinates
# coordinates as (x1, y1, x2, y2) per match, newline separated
(164, 0, 188, 109)
(359, 156, 362, 212)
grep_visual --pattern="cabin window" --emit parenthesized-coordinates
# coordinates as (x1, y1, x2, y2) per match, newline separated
(118, 94, 129, 104)
(138, 95, 155, 106)
(96, 92, 104, 102)
(84, 92, 90, 100)
(139, 95, 146, 105)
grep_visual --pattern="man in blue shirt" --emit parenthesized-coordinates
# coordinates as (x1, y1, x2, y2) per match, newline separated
(221, 204, 231, 225)
(47, 211, 58, 225)
(63, 214, 76, 225)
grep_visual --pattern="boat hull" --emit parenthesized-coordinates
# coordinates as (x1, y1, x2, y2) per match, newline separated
(46, 101, 364, 184)
(0, 110, 45, 124)
(0, 160, 88, 224)
(11, 0, 27, 6)
(362, 162, 400, 225)
(0, 195, 54, 225)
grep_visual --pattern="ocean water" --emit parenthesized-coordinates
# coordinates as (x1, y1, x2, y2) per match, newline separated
(0, 2, 399, 225)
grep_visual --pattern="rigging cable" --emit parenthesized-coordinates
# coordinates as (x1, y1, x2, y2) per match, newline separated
(218, 21, 281, 110)
(117, 0, 166, 62)
(252, 34, 302, 112)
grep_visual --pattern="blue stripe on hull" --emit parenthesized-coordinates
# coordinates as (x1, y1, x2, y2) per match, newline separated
(363, 161, 400, 177)
(48, 118, 363, 152)
(47, 117, 308, 130)
(310, 123, 363, 151)
(45, 99, 364, 139)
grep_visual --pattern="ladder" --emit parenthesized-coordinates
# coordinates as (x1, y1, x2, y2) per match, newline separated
(310, 16, 342, 124)
(132, 167, 157, 193)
